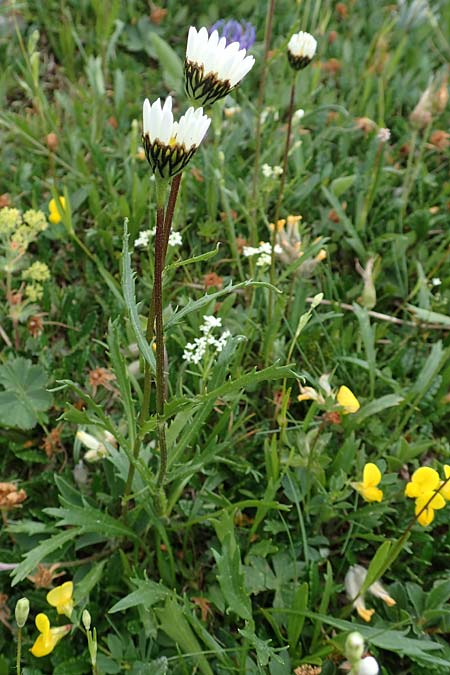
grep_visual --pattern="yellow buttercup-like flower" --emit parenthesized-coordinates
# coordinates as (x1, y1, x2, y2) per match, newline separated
(47, 581, 74, 617)
(30, 613, 70, 657)
(353, 463, 383, 502)
(48, 196, 66, 225)
(336, 385, 360, 414)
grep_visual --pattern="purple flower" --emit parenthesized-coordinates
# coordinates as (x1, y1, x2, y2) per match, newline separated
(210, 19, 256, 51)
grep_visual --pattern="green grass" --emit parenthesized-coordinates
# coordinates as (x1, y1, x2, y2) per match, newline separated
(0, 0, 449, 673)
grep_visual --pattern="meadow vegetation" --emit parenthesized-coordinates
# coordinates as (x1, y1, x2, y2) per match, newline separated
(0, 1, 449, 673)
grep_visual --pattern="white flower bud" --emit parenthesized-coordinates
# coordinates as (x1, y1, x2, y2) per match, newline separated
(82, 609, 91, 631)
(345, 631, 365, 662)
(358, 656, 379, 675)
(15, 597, 30, 627)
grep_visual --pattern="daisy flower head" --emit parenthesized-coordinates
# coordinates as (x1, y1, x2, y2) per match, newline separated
(185, 26, 255, 106)
(142, 96, 211, 179)
(287, 31, 317, 70)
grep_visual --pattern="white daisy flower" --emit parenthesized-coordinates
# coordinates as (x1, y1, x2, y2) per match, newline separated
(142, 96, 211, 178)
(185, 26, 255, 106)
(287, 31, 317, 70)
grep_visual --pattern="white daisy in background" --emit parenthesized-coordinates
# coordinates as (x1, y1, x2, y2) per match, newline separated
(185, 26, 255, 106)
(142, 96, 210, 178)
(287, 31, 317, 70)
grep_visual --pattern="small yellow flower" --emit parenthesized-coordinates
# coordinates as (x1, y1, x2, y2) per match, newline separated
(405, 467, 447, 526)
(404, 466, 440, 498)
(30, 613, 70, 657)
(287, 214, 302, 226)
(440, 465, 450, 500)
(337, 385, 360, 414)
(415, 492, 446, 527)
(48, 196, 66, 225)
(46, 581, 74, 617)
(353, 463, 383, 502)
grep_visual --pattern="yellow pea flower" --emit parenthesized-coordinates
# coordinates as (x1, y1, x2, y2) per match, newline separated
(352, 463, 383, 502)
(336, 385, 360, 414)
(30, 613, 70, 657)
(404, 466, 440, 498)
(440, 465, 450, 501)
(48, 196, 66, 224)
(405, 467, 448, 526)
(415, 492, 446, 527)
(47, 581, 74, 618)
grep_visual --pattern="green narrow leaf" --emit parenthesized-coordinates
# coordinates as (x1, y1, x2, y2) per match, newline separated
(150, 33, 183, 92)
(74, 560, 107, 604)
(165, 243, 220, 272)
(121, 220, 156, 374)
(156, 595, 214, 675)
(165, 280, 281, 330)
(331, 174, 356, 197)
(109, 579, 169, 613)
(352, 303, 376, 396)
(107, 319, 136, 446)
(406, 304, 450, 328)
(354, 394, 404, 422)
(321, 185, 365, 258)
(360, 540, 393, 594)
(410, 341, 446, 396)
(288, 582, 308, 650)
(212, 513, 252, 622)
(46, 504, 138, 540)
(12, 528, 81, 585)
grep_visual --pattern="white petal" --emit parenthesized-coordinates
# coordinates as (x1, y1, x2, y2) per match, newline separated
(148, 98, 161, 141)
(143, 98, 151, 134)
(186, 26, 197, 61)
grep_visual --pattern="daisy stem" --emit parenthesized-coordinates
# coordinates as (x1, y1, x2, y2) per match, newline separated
(153, 176, 181, 503)
(122, 178, 171, 515)
(268, 75, 297, 323)
(16, 627, 22, 675)
(250, 0, 276, 244)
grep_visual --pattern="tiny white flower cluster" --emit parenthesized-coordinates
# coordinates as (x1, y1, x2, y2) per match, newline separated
(376, 127, 391, 143)
(261, 164, 283, 179)
(260, 107, 279, 125)
(293, 108, 305, 122)
(183, 315, 231, 365)
(134, 228, 183, 249)
(243, 241, 282, 267)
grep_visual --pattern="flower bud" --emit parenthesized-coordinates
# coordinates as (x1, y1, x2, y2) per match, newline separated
(345, 631, 364, 662)
(15, 597, 30, 628)
(82, 609, 91, 631)
(358, 655, 379, 675)
(46, 132, 59, 152)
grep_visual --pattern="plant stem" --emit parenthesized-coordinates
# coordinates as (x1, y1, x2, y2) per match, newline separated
(269, 76, 296, 321)
(122, 176, 181, 514)
(249, 0, 276, 243)
(153, 203, 168, 491)
(16, 627, 22, 675)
